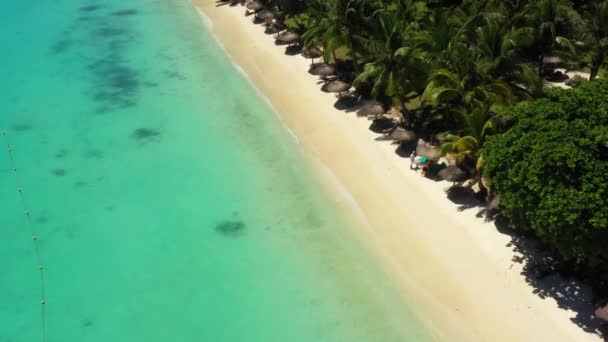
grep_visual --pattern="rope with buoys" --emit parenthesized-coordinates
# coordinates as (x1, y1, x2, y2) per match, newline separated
(2, 131, 48, 342)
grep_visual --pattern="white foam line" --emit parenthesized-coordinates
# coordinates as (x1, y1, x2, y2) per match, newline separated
(194, 4, 299, 144)
(315, 159, 370, 226)
(195, 7, 213, 29)
(194, 5, 368, 218)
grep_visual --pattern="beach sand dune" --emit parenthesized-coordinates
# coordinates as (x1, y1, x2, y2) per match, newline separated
(193, 1, 603, 340)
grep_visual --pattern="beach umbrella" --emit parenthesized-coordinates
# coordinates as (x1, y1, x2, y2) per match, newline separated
(309, 63, 336, 77)
(265, 24, 280, 34)
(265, 21, 286, 35)
(334, 94, 360, 110)
(596, 304, 608, 322)
(246, 1, 263, 11)
(321, 80, 351, 94)
(276, 31, 300, 45)
(389, 127, 416, 142)
(356, 100, 386, 118)
(256, 10, 276, 22)
(416, 141, 441, 161)
(438, 165, 468, 183)
(369, 117, 395, 133)
(302, 47, 323, 64)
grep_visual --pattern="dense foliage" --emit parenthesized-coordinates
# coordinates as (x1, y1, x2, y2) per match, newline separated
(256, 0, 608, 292)
(484, 80, 608, 289)
(283, 0, 608, 170)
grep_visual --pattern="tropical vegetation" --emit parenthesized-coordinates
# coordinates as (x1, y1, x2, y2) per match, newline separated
(236, 0, 608, 294)
(484, 80, 608, 291)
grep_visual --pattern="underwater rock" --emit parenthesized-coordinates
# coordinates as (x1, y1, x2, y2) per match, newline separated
(86, 149, 104, 159)
(131, 128, 160, 141)
(10, 123, 33, 132)
(110, 9, 138, 17)
(51, 169, 67, 177)
(79, 4, 102, 12)
(215, 220, 245, 236)
(55, 149, 69, 158)
(74, 181, 89, 188)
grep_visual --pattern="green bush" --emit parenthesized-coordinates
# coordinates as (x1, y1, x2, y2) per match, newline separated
(484, 80, 608, 290)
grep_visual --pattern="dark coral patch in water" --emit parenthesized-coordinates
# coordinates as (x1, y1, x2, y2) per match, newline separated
(163, 70, 187, 80)
(215, 220, 246, 236)
(86, 149, 104, 159)
(52, 169, 67, 177)
(110, 9, 138, 17)
(35, 216, 49, 224)
(50, 39, 73, 54)
(131, 128, 160, 141)
(88, 53, 140, 112)
(74, 181, 89, 188)
(96, 27, 127, 38)
(10, 123, 33, 132)
(81, 317, 94, 327)
(80, 4, 102, 12)
(55, 149, 69, 159)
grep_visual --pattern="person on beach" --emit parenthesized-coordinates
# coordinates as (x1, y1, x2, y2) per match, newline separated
(410, 151, 416, 170)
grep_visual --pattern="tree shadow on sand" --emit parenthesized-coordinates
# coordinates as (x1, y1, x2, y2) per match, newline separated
(385, 142, 608, 339)
(498, 219, 608, 339)
(454, 189, 608, 339)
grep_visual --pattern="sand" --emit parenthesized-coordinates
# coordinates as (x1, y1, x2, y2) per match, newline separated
(192, 1, 602, 341)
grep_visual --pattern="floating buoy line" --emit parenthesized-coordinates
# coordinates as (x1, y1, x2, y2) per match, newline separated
(2, 131, 48, 342)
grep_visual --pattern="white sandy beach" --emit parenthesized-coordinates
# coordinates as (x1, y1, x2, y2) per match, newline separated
(193, 1, 602, 341)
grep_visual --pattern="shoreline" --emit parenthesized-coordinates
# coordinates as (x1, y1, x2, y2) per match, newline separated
(193, 1, 601, 341)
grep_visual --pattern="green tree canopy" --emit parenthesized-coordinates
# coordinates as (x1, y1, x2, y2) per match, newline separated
(483, 80, 608, 288)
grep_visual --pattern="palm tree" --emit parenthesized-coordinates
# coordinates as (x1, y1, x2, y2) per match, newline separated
(352, 6, 429, 102)
(580, 0, 608, 80)
(440, 102, 495, 171)
(301, 0, 362, 65)
(522, 0, 577, 76)
(423, 12, 540, 109)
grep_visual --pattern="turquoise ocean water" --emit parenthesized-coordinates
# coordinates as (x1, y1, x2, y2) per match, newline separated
(0, 1, 430, 341)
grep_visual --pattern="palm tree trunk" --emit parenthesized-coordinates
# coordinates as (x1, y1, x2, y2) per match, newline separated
(589, 50, 605, 81)
(348, 34, 360, 73)
(590, 64, 601, 81)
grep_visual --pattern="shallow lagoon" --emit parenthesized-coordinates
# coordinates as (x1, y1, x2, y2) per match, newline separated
(0, 1, 429, 341)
